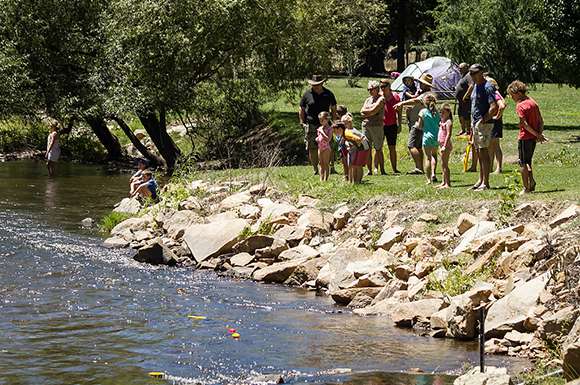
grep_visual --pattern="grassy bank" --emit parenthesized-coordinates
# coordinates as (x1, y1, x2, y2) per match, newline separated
(183, 80, 579, 208)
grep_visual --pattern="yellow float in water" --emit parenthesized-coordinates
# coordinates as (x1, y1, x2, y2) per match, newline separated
(187, 315, 206, 320)
(148, 372, 165, 379)
(231, 332, 240, 339)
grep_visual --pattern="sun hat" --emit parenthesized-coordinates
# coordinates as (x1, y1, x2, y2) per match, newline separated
(417, 73, 434, 88)
(367, 80, 380, 90)
(307, 74, 326, 86)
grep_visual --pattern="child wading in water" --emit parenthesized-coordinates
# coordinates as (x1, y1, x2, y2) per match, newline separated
(45, 120, 61, 177)
(507, 80, 547, 194)
(316, 111, 332, 181)
(415, 93, 440, 184)
(438, 104, 453, 188)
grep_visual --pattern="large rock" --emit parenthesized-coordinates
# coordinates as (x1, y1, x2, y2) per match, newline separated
(456, 213, 479, 235)
(539, 306, 579, 344)
(284, 257, 325, 286)
(111, 216, 150, 239)
(443, 284, 494, 339)
(230, 252, 255, 267)
(163, 210, 201, 239)
(255, 238, 289, 260)
(133, 242, 178, 266)
(391, 298, 445, 328)
(375, 226, 405, 251)
(274, 225, 310, 247)
(550, 204, 580, 228)
(113, 197, 141, 214)
(103, 236, 129, 248)
(485, 273, 550, 338)
(183, 219, 248, 263)
(329, 287, 382, 306)
(278, 244, 320, 261)
(259, 200, 299, 224)
(563, 317, 580, 380)
(219, 191, 252, 210)
(297, 209, 333, 234)
(496, 239, 550, 276)
(453, 366, 513, 385)
(233, 235, 275, 254)
(453, 221, 497, 255)
(253, 257, 310, 283)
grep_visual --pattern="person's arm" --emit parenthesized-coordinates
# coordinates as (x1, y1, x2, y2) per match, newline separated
(394, 97, 422, 111)
(415, 112, 424, 131)
(483, 101, 498, 123)
(131, 182, 148, 198)
(519, 117, 541, 138)
(361, 96, 385, 116)
(318, 127, 329, 141)
(495, 98, 506, 119)
(462, 84, 473, 102)
(299, 107, 306, 126)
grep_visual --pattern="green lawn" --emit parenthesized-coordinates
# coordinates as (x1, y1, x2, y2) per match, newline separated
(192, 79, 579, 208)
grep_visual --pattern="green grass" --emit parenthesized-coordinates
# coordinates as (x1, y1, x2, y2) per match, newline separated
(99, 211, 134, 234)
(180, 79, 579, 209)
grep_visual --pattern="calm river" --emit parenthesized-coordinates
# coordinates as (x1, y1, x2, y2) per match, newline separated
(0, 161, 526, 385)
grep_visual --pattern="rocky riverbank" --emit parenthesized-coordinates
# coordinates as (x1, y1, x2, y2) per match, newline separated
(104, 178, 580, 383)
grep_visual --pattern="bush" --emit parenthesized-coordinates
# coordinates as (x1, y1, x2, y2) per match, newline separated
(0, 119, 46, 152)
(99, 211, 134, 234)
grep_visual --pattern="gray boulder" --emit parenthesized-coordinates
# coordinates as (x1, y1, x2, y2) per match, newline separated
(252, 257, 309, 283)
(113, 197, 141, 214)
(183, 219, 248, 263)
(233, 235, 275, 254)
(391, 298, 445, 328)
(485, 273, 550, 338)
(453, 366, 512, 385)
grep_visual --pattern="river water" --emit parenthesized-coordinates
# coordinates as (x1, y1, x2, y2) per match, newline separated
(0, 161, 526, 385)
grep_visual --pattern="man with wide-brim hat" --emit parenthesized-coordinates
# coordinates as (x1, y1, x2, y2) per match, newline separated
(299, 75, 338, 175)
(468, 63, 498, 191)
(393, 73, 434, 175)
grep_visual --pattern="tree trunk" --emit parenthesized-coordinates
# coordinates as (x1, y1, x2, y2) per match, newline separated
(85, 116, 123, 160)
(138, 110, 181, 174)
(109, 115, 163, 167)
(396, 0, 406, 72)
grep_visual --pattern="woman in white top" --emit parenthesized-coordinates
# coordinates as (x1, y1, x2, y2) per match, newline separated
(46, 120, 61, 177)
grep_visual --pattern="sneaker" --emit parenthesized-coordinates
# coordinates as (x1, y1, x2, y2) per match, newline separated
(407, 168, 424, 175)
(470, 183, 481, 190)
(476, 185, 490, 191)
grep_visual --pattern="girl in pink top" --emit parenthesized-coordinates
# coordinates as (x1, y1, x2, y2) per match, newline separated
(437, 104, 453, 189)
(316, 111, 332, 181)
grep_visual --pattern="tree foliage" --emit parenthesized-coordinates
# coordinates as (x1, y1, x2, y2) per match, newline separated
(430, 0, 578, 88)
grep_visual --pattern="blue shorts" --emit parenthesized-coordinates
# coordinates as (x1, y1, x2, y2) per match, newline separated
(422, 132, 439, 148)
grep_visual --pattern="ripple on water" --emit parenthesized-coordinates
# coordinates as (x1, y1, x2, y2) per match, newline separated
(0, 185, 528, 385)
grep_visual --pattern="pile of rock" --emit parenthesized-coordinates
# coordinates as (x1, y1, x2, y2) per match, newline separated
(104, 180, 580, 378)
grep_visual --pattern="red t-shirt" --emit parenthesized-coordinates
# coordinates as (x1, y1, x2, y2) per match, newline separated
(516, 97, 542, 140)
(383, 92, 401, 126)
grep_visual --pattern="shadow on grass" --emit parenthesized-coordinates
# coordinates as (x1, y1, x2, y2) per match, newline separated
(503, 123, 580, 132)
(533, 189, 566, 194)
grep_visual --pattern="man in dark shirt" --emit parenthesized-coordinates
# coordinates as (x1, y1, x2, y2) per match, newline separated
(299, 75, 337, 175)
(455, 63, 472, 136)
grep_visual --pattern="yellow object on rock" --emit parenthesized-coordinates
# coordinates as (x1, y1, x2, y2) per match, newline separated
(232, 332, 241, 339)
(187, 315, 206, 320)
(148, 372, 165, 379)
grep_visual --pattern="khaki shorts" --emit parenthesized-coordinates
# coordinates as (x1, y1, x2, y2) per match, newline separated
(362, 124, 384, 151)
(304, 123, 317, 151)
(473, 120, 493, 149)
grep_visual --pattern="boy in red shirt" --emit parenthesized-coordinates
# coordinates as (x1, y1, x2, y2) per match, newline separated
(507, 80, 547, 194)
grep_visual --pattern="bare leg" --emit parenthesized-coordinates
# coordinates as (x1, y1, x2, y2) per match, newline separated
(495, 141, 503, 173)
(321, 149, 331, 181)
(440, 150, 451, 187)
(521, 165, 530, 191)
(468, 147, 478, 172)
(388, 145, 398, 173)
(341, 157, 349, 181)
(424, 147, 433, 184)
(375, 147, 386, 174)
(479, 147, 490, 188)
(409, 147, 424, 172)
(367, 150, 373, 175)
(488, 139, 497, 171)
(431, 151, 438, 180)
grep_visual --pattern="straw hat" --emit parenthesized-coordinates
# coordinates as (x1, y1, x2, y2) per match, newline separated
(307, 74, 326, 86)
(417, 73, 434, 88)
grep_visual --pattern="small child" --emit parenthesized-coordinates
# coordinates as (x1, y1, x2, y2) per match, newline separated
(402, 76, 418, 101)
(333, 119, 370, 184)
(437, 104, 453, 189)
(129, 158, 149, 195)
(415, 93, 440, 184)
(316, 111, 332, 181)
(507, 80, 546, 194)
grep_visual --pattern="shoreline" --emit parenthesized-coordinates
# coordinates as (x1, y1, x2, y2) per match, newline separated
(104, 175, 580, 383)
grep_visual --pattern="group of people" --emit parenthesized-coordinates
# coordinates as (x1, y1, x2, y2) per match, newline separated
(129, 158, 158, 201)
(299, 64, 546, 194)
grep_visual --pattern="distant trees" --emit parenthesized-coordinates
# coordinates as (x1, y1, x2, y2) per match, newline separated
(430, 0, 579, 88)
